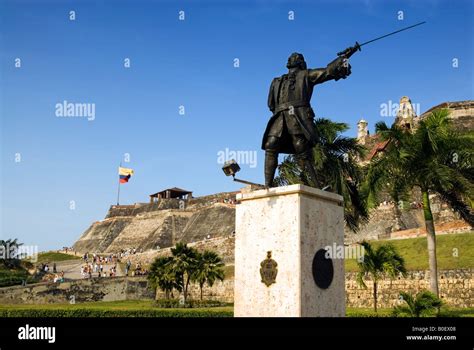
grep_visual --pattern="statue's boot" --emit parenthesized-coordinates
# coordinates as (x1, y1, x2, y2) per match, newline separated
(296, 150, 318, 188)
(264, 151, 278, 188)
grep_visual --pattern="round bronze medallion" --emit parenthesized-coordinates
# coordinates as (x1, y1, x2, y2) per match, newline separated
(312, 248, 333, 289)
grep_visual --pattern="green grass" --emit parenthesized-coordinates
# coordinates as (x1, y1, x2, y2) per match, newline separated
(35, 251, 81, 263)
(0, 299, 232, 310)
(0, 301, 471, 317)
(0, 300, 233, 317)
(345, 232, 474, 272)
(0, 300, 147, 310)
(346, 307, 474, 317)
(346, 308, 393, 317)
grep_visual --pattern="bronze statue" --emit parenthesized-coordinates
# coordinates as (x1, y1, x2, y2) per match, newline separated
(261, 22, 427, 188)
(262, 49, 355, 188)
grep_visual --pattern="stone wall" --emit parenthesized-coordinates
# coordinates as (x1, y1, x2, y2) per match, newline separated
(1, 269, 471, 308)
(198, 269, 473, 309)
(154, 279, 234, 303)
(389, 220, 471, 240)
(0, 277, 154, 304)
(202, 268, 473, 309)
(419, 100, 474, 131)
(344, 194, 472, 244)
(125, 235, 236, 266)
(104, 191, 238, 219)
(73, 200, 236, 254)
(346, 269, 473, 308)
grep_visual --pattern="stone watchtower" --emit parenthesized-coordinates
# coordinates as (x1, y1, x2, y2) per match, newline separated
(395, 96, 417, 130)
(357, 119, 369, 144)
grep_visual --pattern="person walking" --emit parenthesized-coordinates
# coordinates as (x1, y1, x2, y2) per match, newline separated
(125, 260, 131, 276)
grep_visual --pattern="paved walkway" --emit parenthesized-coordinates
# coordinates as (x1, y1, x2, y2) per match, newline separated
(51, 259, 124, 280)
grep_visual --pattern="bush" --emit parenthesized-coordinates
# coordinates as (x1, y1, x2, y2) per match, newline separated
(0, 308, 233, 318)
(393, 291, 443, 317)
(0, 270, 40, 287)
(154, 299, 230, 309)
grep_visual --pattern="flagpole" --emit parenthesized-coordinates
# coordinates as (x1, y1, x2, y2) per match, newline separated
(117, 162, 122, 205)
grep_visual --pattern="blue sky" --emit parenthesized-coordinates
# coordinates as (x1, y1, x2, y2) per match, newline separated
(1, 0, 472, 251)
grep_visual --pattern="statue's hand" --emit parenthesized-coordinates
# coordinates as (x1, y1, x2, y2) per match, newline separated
(334, 57, 351, 81)
(337, 42, 361, 59)
(342, 59, 351, 78)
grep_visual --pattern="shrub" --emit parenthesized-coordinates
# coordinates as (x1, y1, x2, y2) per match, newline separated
(0, 270, 40, 287)
(0, 308, 233, 318)
(153, 299, 230, 309)
(393, 291, 443, 317)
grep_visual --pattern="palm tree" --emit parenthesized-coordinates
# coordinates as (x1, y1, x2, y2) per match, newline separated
(357, 241, 407, 312)
(366, 109, 474, 296)
(148, 256, 180, 299)
(393, 291, 443, 317)
(169, 242, 198, 303)
(274, 118, 369, 231)
(192, 251, 225, 300)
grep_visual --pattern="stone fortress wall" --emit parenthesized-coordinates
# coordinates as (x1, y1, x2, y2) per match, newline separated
(0, 276, 154, 304)
(73, 191, 237, 254)
(1, 269, 471, 308)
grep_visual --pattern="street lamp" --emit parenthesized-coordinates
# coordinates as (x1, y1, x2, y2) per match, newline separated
(222, 159, 265, 188)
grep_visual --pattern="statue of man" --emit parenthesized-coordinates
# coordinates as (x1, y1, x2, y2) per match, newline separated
(262, 51, 353, 188)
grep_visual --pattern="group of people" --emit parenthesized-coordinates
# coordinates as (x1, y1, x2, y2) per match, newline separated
(80, 262, 117, 278)
(39, 249, 150, 283)
(38, 263, 65, 284)
(82, 252, 117, 264)
(80, 253, 118, 278)
(118, 247, 140, 258)
(76, 251, 151, 279)
(62, 246, 76, 255)
(40, 262, 59, 274)
(210, 197, 236, 205)
(40, 263, 50, 273)
(128, 261, 148, 276)
(53, 271, 65, 283)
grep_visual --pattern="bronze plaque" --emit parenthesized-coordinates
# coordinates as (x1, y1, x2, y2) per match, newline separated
(260, 251, 278, 287)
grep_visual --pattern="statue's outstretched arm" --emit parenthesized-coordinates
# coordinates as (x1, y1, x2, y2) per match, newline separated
(309, 56, 351, 85)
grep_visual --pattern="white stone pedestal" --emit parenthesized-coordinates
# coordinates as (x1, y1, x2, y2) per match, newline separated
(234, 184, 345, 317)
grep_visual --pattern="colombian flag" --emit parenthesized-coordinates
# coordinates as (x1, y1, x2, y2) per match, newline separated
(119, 167, 134, 184)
